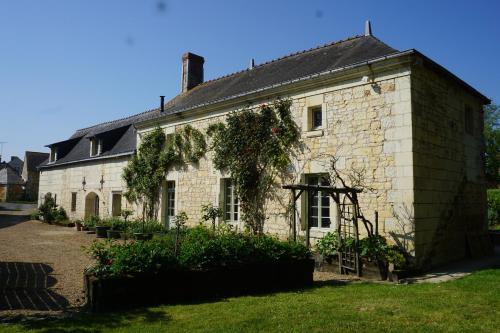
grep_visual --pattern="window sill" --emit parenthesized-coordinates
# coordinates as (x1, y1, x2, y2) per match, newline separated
(304, 129, 324, 138)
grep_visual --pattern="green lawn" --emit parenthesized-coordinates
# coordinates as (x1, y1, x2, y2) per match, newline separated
(2, 268, 499, 333)
(490, 224, 500, 231)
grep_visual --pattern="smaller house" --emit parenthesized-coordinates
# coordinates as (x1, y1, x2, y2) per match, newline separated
(7, 156, 23, 176)
(22, 152, 49, 201)
(0, 164, 24, 202)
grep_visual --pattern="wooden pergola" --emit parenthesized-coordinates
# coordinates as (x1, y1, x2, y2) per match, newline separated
(282, 184, 372, 276)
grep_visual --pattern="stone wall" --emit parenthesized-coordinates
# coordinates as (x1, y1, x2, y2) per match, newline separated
(24, 170, 41, 201)
(152, 67, 415, 251)
(411, 63, 487, 268)
(38, 157, 134, 220)
(0, 184, 24, 202)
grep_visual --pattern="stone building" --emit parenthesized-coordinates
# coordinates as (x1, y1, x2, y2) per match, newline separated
(39, 26, 490, 268)
(0, 164, 24, 202)
(21, 151, 49, 201)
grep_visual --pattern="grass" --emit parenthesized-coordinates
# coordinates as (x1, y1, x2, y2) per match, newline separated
(489, 224, 500, 231)
(2, 268, 499, 333)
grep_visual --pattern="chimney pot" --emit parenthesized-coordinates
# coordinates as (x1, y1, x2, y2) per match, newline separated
(181, 52, 204, 93)
(160, 96, 165, 112)
(364, 20, 373, 36)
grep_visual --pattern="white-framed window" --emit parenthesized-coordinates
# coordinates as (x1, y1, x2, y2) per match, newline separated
(307, 174, 331, 229)
(309, 106, 323, 130)
(90, 138, 102, 157)
(223, 179, 239, 223)
(165, 181, 175, 227)
(49, 147, 58, 163)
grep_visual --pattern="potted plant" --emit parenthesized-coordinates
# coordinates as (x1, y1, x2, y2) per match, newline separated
(107, 218, 124, 239)
(95, 219, 111, 238)
(75, 220, 83, 231)
(132, 219, 154, 241)
(84, 216, 99, 233)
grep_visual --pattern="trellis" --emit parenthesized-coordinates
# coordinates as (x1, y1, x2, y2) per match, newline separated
(283, 184, 374, 276)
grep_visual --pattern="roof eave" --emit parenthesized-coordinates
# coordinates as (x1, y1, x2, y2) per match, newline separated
(38, 151, 135, 170)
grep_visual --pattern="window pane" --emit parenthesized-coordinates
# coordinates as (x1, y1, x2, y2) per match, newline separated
(167, 181, 175, 218)
(321, 218, 331, 228)
(313, 109, 322, 128)
(310, 207, 318, 217)
(321, 207, 330, 218)
(309, 217, 318, 228)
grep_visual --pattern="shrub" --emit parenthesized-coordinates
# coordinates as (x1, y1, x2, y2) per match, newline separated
(30, 209, 40, 220)
(487, 189, 500, 227)
(38, 194, 56, 223)
(127, 219, 167, 234)
(316, 232, 340, 259)
(87, 238, 177, 278)
(87, 225, 310, 278)
(84, 215, 100, 228)
(316, 233, 407, 268)
(53, 207, 68, 222)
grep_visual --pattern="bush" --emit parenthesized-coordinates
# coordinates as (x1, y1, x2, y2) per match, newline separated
(127, 219, 167, 234)
(84, 215, 100, 228)
(38, 194, 56, 223)
(53, 207, 68, 222)
(87, 238, 177, 278)
(316, 232, 407, 268)
(487, 189, 500, 228)
(316, 232, 340, 259)
(87, 225, 310, 278)
(30, 209, 40, 220)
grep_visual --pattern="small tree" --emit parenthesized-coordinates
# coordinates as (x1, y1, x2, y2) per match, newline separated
(201, 203, 223, 231)
(485, 104, 500, 185)
(208, 99, 300, 234)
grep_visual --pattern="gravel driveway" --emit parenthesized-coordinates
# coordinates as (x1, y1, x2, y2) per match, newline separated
(0, 202, 95, 320)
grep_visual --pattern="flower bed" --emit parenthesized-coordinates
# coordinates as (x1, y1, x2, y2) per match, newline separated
(85, 226, 313, 312)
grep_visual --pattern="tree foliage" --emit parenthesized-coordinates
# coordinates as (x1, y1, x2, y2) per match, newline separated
(123, 125, 206, 220)
(484, 104, 500, 184)
(208, 99, 300, 234)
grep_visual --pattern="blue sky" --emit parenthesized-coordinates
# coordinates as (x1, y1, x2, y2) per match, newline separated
(0, 0, 499, 159)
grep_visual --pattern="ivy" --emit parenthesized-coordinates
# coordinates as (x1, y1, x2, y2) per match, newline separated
(123, 125, 206, 220)
(208, 99, 300, 234)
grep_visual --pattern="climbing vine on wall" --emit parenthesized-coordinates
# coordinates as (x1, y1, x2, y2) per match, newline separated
(207, 99, 300, 234)
(123, 125, 206, 220)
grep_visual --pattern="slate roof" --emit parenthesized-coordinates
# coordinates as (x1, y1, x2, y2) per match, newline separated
(0, 165, 24, 185)
(24, 152, 49, 172)
(156, 35, 397, 117)
(7, 156, 23, 176)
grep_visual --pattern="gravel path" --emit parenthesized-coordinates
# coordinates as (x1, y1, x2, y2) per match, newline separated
(0, 203, 95, 320)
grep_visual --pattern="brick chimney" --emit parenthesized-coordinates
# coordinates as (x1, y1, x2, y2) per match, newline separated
(181, 52, 204, 93)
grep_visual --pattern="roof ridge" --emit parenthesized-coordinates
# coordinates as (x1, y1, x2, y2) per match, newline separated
(194, 34, 365, 88)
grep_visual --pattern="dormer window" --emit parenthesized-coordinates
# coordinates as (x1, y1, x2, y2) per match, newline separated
(49, 147, 58, 163)
(90, 138, 102, 157)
